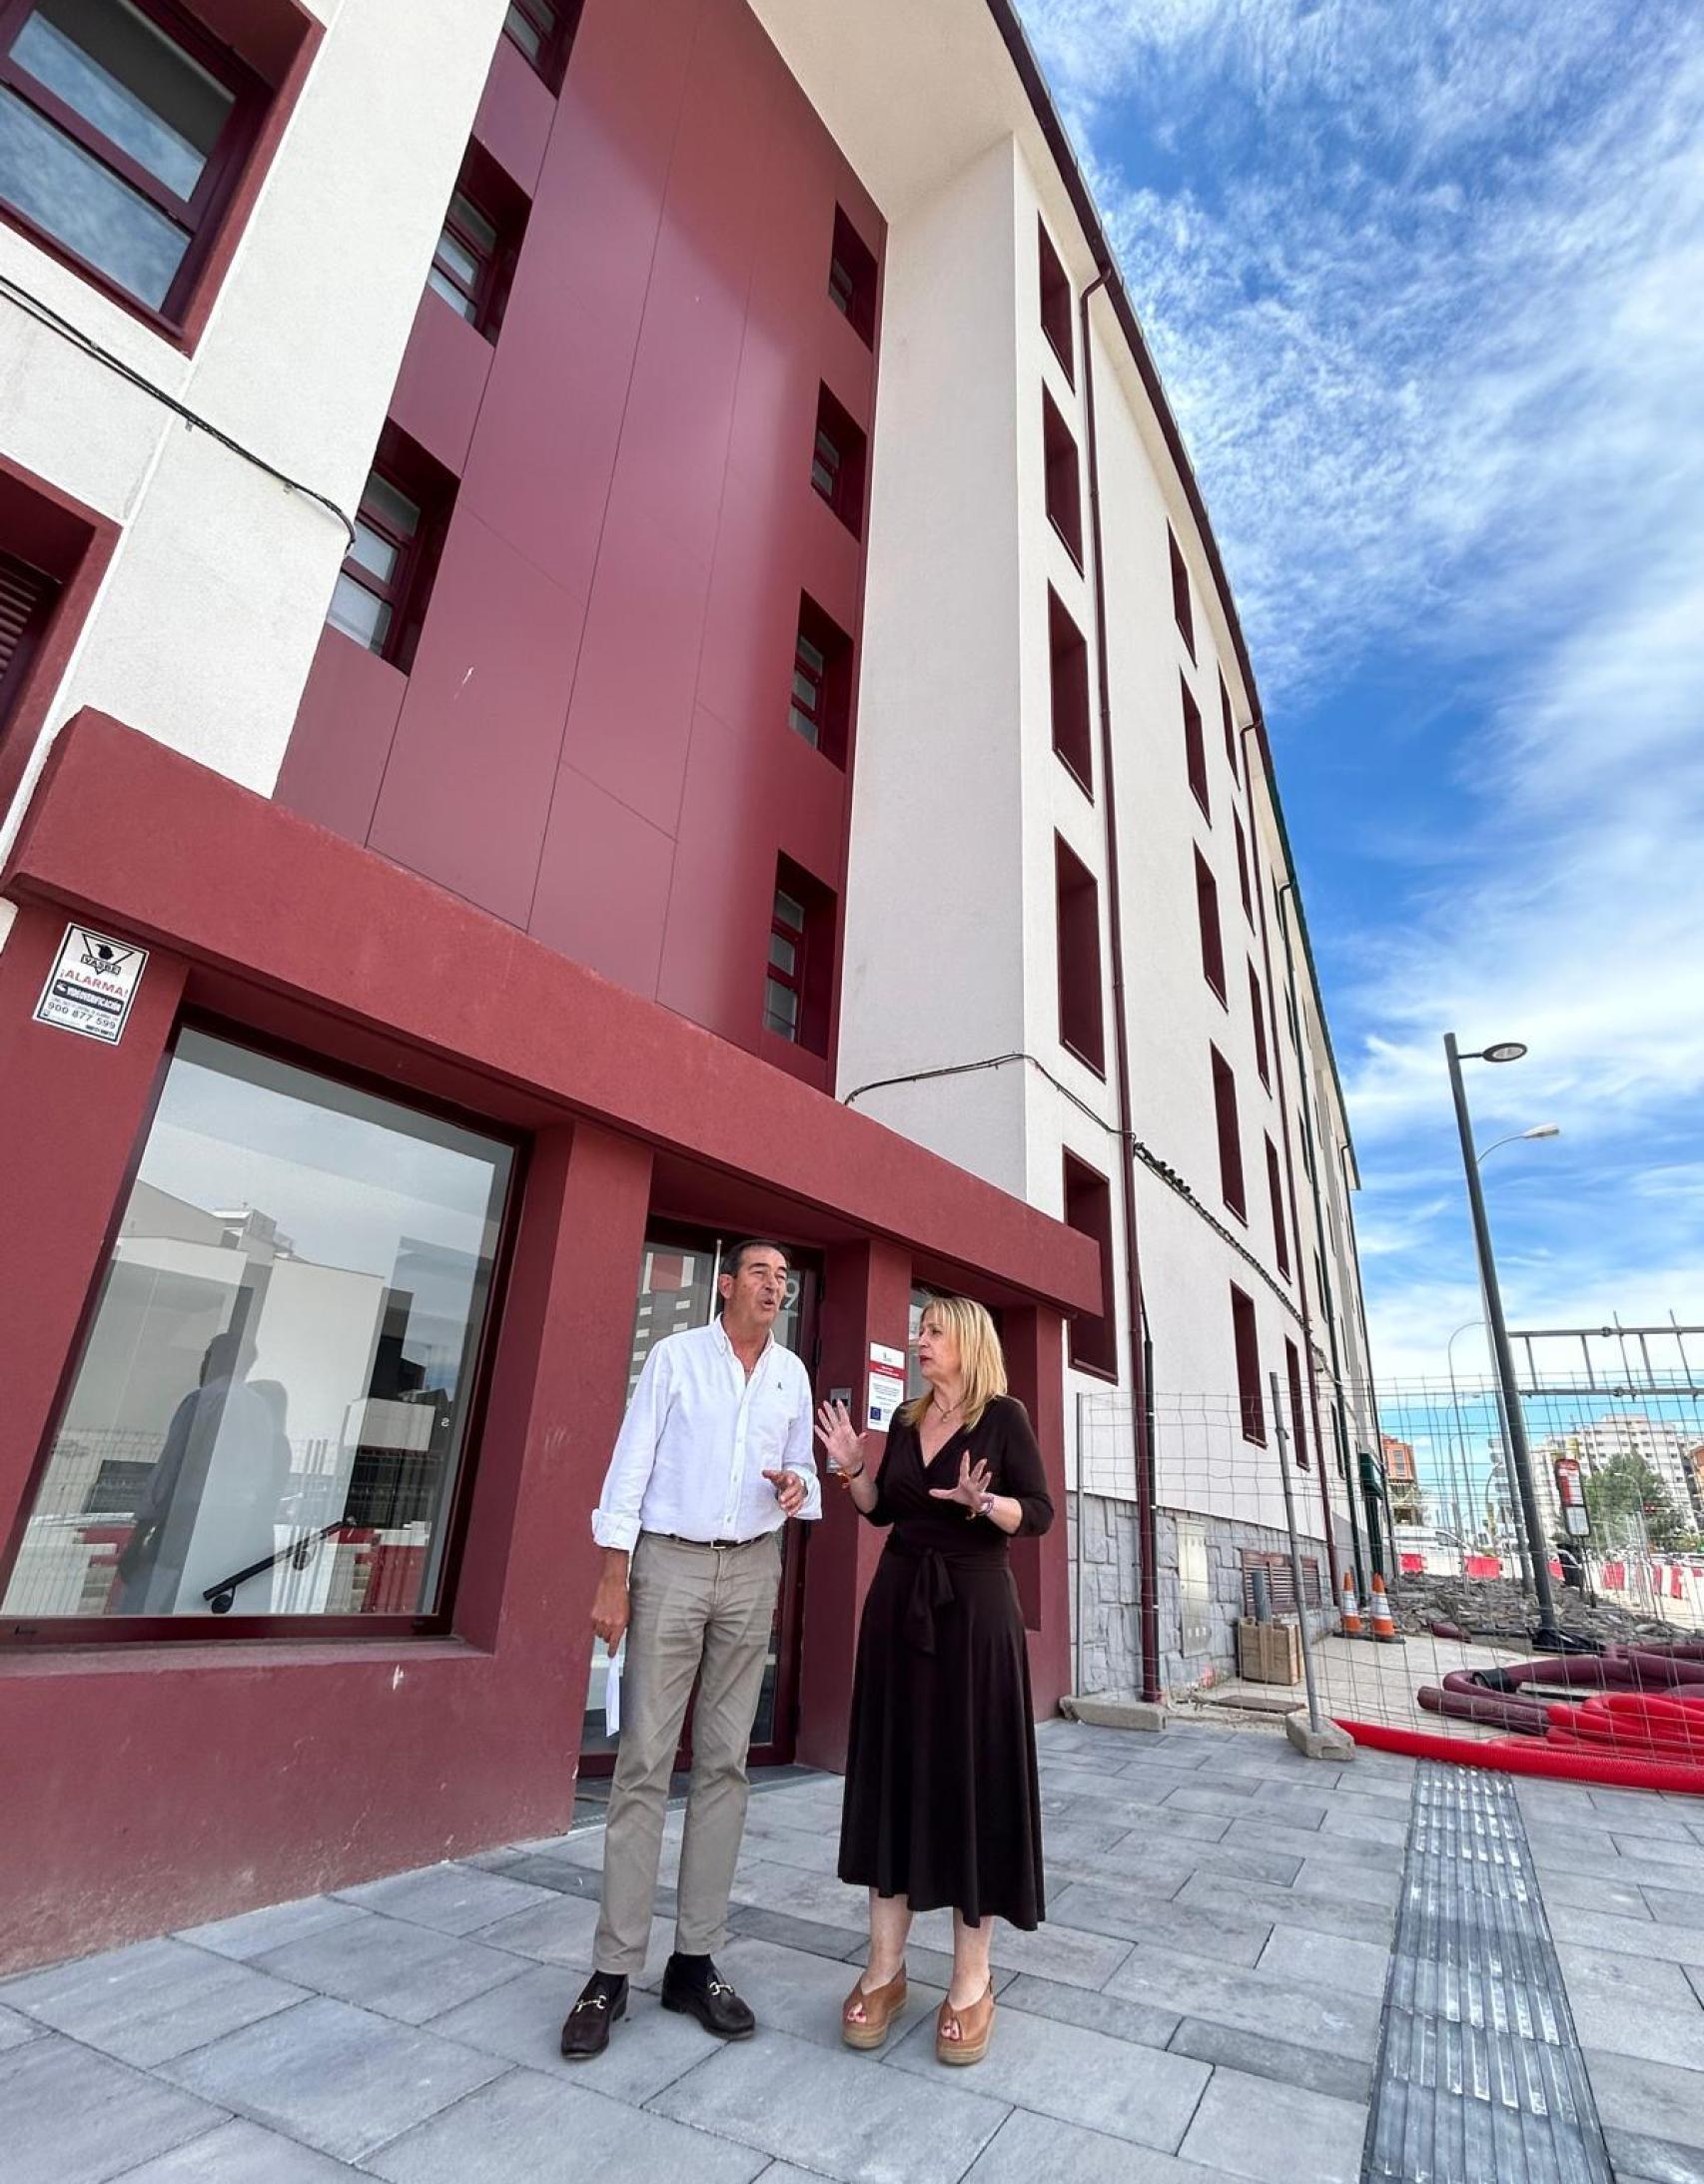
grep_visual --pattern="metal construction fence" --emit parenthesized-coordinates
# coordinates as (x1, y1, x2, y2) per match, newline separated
(1070, 1365, 1704, 1788)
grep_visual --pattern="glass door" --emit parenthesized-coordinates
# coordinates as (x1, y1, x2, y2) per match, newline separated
(579, 1228, 817, 1774)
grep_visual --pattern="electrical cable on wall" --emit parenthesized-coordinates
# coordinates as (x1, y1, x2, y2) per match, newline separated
(844, 1047, 1305, 1321)
(0, 272, 357, 547)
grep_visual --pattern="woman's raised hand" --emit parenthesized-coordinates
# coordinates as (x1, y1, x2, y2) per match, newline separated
(929, 1448, 994, 1512)
(814, 1398, 864, 1482)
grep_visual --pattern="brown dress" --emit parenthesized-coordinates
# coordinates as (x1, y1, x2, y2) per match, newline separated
(837, 1394, 1053, 1928)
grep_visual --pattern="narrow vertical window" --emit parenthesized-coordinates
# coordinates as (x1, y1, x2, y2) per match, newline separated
(1062, 1151, 1116, 1375)
(1220, 671, 1238, 775)
(325, 429, 456, 673)
(503, 0, 579, 90)
(1048, 586, 1092, 793)
(763, 857, 836, 1057)
(426, 148, 527, 340)
(1038, 216, 1073, 382)
(1170, 527, 1195, 658)
(811, 384, 866, 537)
(1285, 1338, 1309, 1467)
(1234, 815, 1254, 923)
(1195, 850, 1226, 1002)
(1249, 963, 1271, 1087)
(1212, 1046, 1246, 1219)
(765, 889, 807, 1043)
(1232, 1285, 1264, 1443)
(788, 594, 851, 767)
(0, 545, 58, 731)
(1055, 836, 1105, 1074)
(1042, 387, 1083, 565)
(827, 205, 876, 346)
(1267, 1136, 1289, 1275)
(1183, 677, 1209, 818)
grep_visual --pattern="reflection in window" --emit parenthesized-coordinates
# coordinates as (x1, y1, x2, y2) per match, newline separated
(1, 1030, 511, 1626)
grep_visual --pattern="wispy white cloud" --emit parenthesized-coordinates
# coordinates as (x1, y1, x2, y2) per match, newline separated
(1017, 0, 1704, 1373)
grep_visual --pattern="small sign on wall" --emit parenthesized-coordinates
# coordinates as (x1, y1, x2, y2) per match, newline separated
(866, 1340, 907, 1433)
(33, 925, 148, 1045)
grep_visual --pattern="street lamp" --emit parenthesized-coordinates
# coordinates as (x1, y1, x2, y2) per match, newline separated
(1443, 1034, 1562, 1644)
(1476, 1124, 1561, 1164)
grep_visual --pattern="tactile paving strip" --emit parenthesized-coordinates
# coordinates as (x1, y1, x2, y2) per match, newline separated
(1362, 1762, 1612, 2184)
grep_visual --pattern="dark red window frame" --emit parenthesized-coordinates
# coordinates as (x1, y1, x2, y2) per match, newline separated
(326, 425, 455, 675)
(1212, 1044, 1246, 1221)
(502, 0, 580, 92)
(788, 592, 852, 769)
(1234, 813, 1254, 923)
(1170, 526, 1195, 658)
(426, 144, 527, 342)
(1062, 1150, 1117, 1378)
(1038, 215, 1074, 384)
(1042, 385, 1083, 566)
(0, 0, 281, 330)
(1195, 848, 1227, 1004)
(1249, 961, 1271, 1087)
(1267, 1135, 1289, 1275)
(1183, 675, 1210, 820)
(1232, 1283, 1265, 1444)
(0, 546, 58, 725)
(1055, 835, 1106, 1077)
(828, 204, 877, 347)
(0, 453, 118, 815)
(811, 383, 866, 539)
(1220, 671, 1238, 775)
(762, 855, 836, 1058)
(1048, 585, 1092, 795)
(1285, 1338, 1310, 1468)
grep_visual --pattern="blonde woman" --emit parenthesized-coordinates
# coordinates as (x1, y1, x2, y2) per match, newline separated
(815, 1296, 1052, 2068)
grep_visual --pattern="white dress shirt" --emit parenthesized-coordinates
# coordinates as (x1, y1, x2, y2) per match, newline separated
(591, 1318, 821, 1552)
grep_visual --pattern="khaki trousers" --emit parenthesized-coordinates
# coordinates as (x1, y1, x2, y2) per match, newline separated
(593, 1529, 783, 1976)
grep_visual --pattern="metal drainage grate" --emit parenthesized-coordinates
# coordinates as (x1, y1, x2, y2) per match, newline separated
(1362, 1762, 1612, 2184)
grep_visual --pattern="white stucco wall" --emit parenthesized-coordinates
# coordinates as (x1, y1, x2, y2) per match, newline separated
(0, 0, 509, 883)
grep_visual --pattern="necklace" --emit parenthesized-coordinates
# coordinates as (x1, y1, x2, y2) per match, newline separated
(931, 1394, 963, 1421)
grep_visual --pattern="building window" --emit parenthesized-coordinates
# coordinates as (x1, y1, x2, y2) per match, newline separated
(1042, 388, 1083, 565)
(0, 0, 293, 321)
(1182, 675, 1209, 820)
(502, 0, 578, 90)
(763, 856, 834, 1056)
(1249, 962, 1270, 1087)
(1267, 1136, 1289, 1275)
(1221, 671, 1238, 775)
(827, 204, 876, 347)
(788, 593, 852, 767)
(811, 382, 866, 538)
(0, 1027, 514, 1633)
(1170, 526, 1194, 658)
(1212, 1045, 1246, 1220)
(1285, 1338, 1309, 1467)
(1038, 215, 1073, 383)
(1048, 585, 1092, 794)
(326, 429, 454, 673)
(1062, 1150, 1116, 1377)
(1231, 1283, 1264, 1443)
(1195, 848, 1226, 1002)
(1055, 835, 1105, 1075)
(0, 543, 58, 730)
(426, 145, 526, 340)
(1233, 814, 1254, 923)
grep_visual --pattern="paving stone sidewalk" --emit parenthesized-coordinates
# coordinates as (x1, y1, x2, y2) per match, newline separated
(7, 1716, 1704, 2184)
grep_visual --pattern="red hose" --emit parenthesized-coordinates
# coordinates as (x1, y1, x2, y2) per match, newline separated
(1340, 1718, 1704, 1795)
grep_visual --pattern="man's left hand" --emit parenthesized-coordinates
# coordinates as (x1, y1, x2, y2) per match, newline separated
(763, 1468, 808, 1518)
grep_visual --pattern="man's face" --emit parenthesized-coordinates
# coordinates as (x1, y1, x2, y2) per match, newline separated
(721, 1249, 790, 1327)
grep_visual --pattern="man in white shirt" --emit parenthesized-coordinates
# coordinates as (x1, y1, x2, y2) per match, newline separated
(561, 1239, 820, 2058)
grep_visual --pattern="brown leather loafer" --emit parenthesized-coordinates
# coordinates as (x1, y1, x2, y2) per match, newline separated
(936, 1980, 995, 2065)
(841, 1966, 908, 2050)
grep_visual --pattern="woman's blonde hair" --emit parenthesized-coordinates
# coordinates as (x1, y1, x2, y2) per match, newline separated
(900, 1295, 1008, 1430)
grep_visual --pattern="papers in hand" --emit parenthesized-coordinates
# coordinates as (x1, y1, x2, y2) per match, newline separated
(603, 1639, 625, 1738)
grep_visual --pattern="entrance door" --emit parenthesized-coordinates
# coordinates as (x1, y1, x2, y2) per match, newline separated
(578, 1227, 817, 1776)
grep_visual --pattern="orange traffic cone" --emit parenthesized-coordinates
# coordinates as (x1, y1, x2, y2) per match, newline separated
(1369, 1572, 1400, 1644)
(1340, 1571, 1363, 1638)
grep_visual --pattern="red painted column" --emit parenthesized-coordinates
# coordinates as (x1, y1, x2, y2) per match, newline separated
(795, 1235, 911, 1773)
(1002, 1303, 1072, 1718)
(0, 900, 186, 1549)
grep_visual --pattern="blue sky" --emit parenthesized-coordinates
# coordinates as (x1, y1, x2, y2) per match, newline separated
(1017, 0, 1704, 1384)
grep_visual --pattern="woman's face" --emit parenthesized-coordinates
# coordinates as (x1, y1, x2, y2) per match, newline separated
(916, 1311, 960, 1384)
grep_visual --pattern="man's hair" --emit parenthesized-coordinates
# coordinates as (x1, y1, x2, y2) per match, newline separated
(718, 1238, 789, 1291)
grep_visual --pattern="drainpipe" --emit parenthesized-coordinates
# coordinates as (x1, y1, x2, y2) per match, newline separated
(1242, 728, 1346, 1601)
(1338, 1139, 1394, 1589)
(1081, 272, 1161, 1706)
(1274, 870, 1368, 1600)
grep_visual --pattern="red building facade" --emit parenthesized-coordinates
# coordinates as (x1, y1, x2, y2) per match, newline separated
(0, 0, 1095, 1972)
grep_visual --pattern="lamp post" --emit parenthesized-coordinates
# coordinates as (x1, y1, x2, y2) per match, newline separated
(1443, 1035, 1562, 1644)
